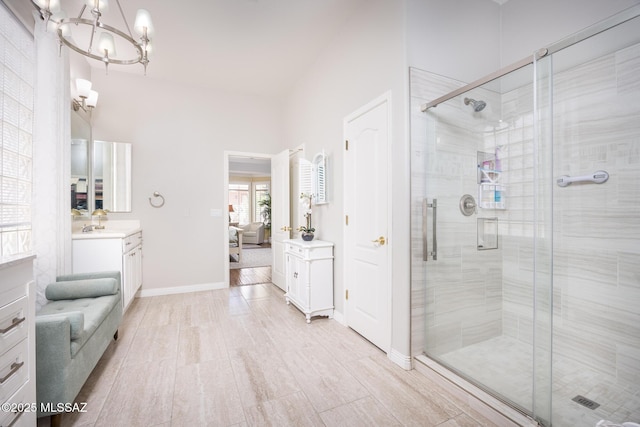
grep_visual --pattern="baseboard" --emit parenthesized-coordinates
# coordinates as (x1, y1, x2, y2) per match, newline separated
(137, 281, 227, 298)
(388, 348, 412, 370)
(332, 310, 346, 325)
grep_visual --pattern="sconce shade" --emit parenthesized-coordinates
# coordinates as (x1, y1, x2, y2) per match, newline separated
(86, 90, 99, 108)
(98, 32, 116, 57)
(134, 9, 154, 37)
(76, 78, 92, 98)
(229, 205, 235, 212)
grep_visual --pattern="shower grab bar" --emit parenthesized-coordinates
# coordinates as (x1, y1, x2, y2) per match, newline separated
(422, 198, 437, 262)
(556, 170, 609, 187)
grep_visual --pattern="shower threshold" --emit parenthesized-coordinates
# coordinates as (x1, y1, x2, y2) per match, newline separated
(414, 355, 540, 427)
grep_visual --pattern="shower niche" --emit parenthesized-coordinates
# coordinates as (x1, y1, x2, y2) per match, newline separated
(477, 151, 505, 210)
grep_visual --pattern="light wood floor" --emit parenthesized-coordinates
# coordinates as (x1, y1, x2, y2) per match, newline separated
(39, 283, 499, 427)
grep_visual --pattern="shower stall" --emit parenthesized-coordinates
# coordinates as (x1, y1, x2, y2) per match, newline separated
(410, 6, 640, 427)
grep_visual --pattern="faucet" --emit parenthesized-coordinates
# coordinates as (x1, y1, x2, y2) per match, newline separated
(81, 224, 95, 233)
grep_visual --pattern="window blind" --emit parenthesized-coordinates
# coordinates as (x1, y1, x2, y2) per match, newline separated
(0, 4, 34, 261)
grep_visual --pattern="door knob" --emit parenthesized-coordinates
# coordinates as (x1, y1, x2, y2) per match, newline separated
(281, 226, 292, 231)
(371, 236, 386, 246)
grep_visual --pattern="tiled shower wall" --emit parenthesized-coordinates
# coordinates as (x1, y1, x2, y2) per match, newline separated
(410, 41, 640, 388)
(550, 42, 640, 385)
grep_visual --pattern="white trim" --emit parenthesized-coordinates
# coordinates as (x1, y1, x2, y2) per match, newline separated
(137, 281, 227, 298)
(342, 90, 394, 354)
(332, 309, 346, 326)
(388, 348, 412, 370)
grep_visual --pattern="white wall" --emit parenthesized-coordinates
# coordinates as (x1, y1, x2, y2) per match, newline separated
(407, 0, 501, 85)
(283, 0, 410, 357)
(500, 0, 640, 66)
(90, 71, 284, 291)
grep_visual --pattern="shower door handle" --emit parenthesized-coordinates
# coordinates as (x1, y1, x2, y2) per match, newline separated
(423, 198, 438, 261)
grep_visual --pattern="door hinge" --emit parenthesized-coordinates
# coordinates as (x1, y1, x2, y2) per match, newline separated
(345, 215, 349, 226)
(345, 289, 349, 300)
(345, 140, 349, 151)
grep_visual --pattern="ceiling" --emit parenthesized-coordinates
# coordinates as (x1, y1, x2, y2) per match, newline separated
(14, 0, 512, 98)
(50, 0, 367, 98)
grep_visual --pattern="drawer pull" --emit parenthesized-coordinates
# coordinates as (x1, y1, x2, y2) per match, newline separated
(0, 361, 24, 384)
(0, 317, 25, 334)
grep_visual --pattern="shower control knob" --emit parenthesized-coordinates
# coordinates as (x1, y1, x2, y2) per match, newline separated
(459, 194, 477, 216)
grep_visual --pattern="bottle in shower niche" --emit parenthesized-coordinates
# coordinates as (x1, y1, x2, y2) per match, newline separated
(495, 185, 504, 209)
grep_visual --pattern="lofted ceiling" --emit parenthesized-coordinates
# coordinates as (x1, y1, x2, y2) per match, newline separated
(53, 0, 367, 98)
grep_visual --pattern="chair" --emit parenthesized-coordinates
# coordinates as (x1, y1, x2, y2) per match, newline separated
(229, 226, 243, 261)
(239, 222, 265, 244)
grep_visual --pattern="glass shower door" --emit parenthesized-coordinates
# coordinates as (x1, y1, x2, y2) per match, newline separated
(421, 63, 549, 420)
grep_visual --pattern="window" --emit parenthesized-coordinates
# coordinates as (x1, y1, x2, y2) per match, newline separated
(254, 183, 270, 224)
(0, 6, 34, 262)
(229, 183, 250, 224)
(229, 180, 270, 225)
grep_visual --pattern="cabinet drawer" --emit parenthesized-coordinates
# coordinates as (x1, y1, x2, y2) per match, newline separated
(285, 245, 333, 260)
(0, 297, 28, 355)
(0, 382, 36, 427)
(123, 232, 142, 252)
(0, 339, 28, 403)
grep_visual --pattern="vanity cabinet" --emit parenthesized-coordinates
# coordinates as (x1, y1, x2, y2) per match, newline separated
(284, 239, 334, 323)
(0, 257, 36, 427)
(72, 229, 143, 311)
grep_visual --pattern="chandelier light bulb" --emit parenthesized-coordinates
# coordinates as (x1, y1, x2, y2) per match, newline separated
(86, 0, 109, 13)
(76, 79, 92, 99)
(98, 32, 117, 58)
(134, 9, 154, 38)
(35, 0, 61, 13)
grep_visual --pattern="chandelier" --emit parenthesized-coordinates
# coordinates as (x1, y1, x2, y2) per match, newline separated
(32, 0, 154, 74)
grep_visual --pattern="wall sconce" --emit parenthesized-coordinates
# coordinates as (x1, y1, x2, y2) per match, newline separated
(72, 78, 99, 112)
(91, 209, 107, 229)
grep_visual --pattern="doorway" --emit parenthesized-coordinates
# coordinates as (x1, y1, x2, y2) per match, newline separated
(224, 152, 273, 287)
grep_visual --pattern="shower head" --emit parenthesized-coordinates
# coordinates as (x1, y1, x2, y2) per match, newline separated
(464, 97, 487, 112)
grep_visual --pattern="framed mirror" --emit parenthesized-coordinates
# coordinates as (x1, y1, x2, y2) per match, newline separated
(93, 141, 132, 212)
(312, 151, 327, 204)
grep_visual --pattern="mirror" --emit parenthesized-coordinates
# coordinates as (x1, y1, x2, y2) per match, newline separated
(70, 110, 90, 211)
(312, 151, 327, 204)
(93, 141, 132, 212)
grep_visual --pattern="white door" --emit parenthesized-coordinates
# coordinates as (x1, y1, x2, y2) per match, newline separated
(344, 93, 391, 352)
(271, 149, 291, 290)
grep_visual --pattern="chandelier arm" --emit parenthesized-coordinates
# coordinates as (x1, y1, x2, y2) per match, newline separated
(57, 18, 143, 65)
(115, 0, 135, 40)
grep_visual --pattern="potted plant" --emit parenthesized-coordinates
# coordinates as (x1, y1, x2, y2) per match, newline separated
(298, 193, 315, 241)
(258, 193, 271, 241)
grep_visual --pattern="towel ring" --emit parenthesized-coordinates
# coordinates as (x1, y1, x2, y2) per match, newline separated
(149, 191, 165, 208)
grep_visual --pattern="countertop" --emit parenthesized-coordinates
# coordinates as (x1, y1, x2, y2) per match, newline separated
(72, 220, 141, 240)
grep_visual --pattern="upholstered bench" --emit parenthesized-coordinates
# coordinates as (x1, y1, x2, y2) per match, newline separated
(35, 271, 123, 427)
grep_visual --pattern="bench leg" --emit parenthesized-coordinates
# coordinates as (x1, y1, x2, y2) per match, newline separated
(51, 413, 62, 427)
(114, 329, 119, 340)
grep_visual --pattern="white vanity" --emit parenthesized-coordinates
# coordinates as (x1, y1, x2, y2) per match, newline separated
(284, 239, 334, 323)
(72, 220, 142, 311)
(0, 256, 36, 427)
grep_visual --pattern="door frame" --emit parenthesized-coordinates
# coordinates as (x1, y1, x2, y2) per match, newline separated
(342, 91, 394, 353)
(223, 150, 273, 287)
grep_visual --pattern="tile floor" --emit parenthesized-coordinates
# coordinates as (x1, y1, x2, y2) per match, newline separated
(38, 283, 501, 427)
(439, 336, 640, 427)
